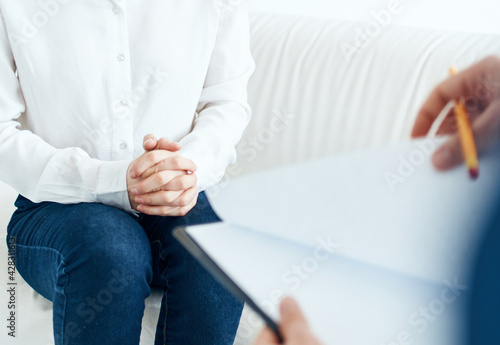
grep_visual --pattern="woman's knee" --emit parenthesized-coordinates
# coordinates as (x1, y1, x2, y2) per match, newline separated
(62, 205, 153, 287)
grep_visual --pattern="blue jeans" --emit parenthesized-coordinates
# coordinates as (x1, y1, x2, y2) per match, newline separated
(6, 193, 242, 345)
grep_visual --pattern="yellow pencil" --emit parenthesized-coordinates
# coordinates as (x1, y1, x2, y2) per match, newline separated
(449, 67, 479, 179)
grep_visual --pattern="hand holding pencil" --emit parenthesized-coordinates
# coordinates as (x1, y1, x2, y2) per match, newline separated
(254, 298, 323, 345)
(411, 56, 500, 175)
(448, 67, 480, 179)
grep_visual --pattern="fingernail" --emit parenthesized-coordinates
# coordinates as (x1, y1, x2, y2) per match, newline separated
(433, 148, 453, 168)
(130, 171, 137, 179)
(137, 205, 143, 212)
(135, 197, 143, 204)
(144, 139, 154, 146)
(131, 188, 139, 195)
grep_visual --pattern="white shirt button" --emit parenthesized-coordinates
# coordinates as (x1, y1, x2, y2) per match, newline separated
(120, 99, 129, 107)
(117, 54, 125, 62)
(119, 142, 128, 150)
(112, 7, 121, 14)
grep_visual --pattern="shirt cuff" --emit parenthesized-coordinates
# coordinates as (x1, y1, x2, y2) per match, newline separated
(179, 145, 227, 192)
(95, 159, 137, 215)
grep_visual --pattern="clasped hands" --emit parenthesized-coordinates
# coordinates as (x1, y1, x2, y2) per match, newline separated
(126, 135, 198, 216)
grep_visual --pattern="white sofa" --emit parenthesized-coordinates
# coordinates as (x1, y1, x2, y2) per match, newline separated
(1, 2, 500, 344)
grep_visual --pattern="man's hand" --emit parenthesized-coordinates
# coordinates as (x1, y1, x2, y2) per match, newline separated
(254, 297, 322, 345)
(127, 135, 199, 216)
(411, 56, 500, 170)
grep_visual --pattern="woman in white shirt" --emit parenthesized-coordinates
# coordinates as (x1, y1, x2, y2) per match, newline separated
(1, 0, 254, 344)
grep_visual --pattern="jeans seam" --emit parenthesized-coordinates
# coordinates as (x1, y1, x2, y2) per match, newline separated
(162, 284, 169, 345)
(15, 243, 70, 345)
(151, 240, 167, 261)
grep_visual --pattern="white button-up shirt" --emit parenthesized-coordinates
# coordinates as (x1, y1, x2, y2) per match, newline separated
(0, 0, 254, 213)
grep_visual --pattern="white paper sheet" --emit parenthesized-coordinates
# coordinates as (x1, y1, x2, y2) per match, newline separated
(206, 138, 500, 283)
(188, 223, 467, 345)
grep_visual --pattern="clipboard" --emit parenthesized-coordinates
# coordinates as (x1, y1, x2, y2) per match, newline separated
(173, 226, 284, 342)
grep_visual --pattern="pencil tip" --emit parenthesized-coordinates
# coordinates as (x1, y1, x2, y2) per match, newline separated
(469, 168, 479, 180)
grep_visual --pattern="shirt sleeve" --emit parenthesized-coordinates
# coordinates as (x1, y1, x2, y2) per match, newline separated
(178, 1, 255, 191)
(0, 11, 134, 213)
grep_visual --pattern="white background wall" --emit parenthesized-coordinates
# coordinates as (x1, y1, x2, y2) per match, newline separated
(248, 0, 500, 34)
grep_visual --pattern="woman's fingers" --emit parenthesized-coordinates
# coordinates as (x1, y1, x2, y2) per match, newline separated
(136, 190, 183, 207)
(143, 135, 181, 152)
(129, 150, 173, 179)
(130, 152, 196, 179)
(143, 134, 158, 151)
(131, 169, 184, 195)
(137, 189, 198, 216)
(141, 159, 187, 180)
(162, 174, 198, 191)
(156, 137, 182, 152)
(136, 186, 197, 207)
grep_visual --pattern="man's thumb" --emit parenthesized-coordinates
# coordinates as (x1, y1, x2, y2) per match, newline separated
(279, 298, 311, 340)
